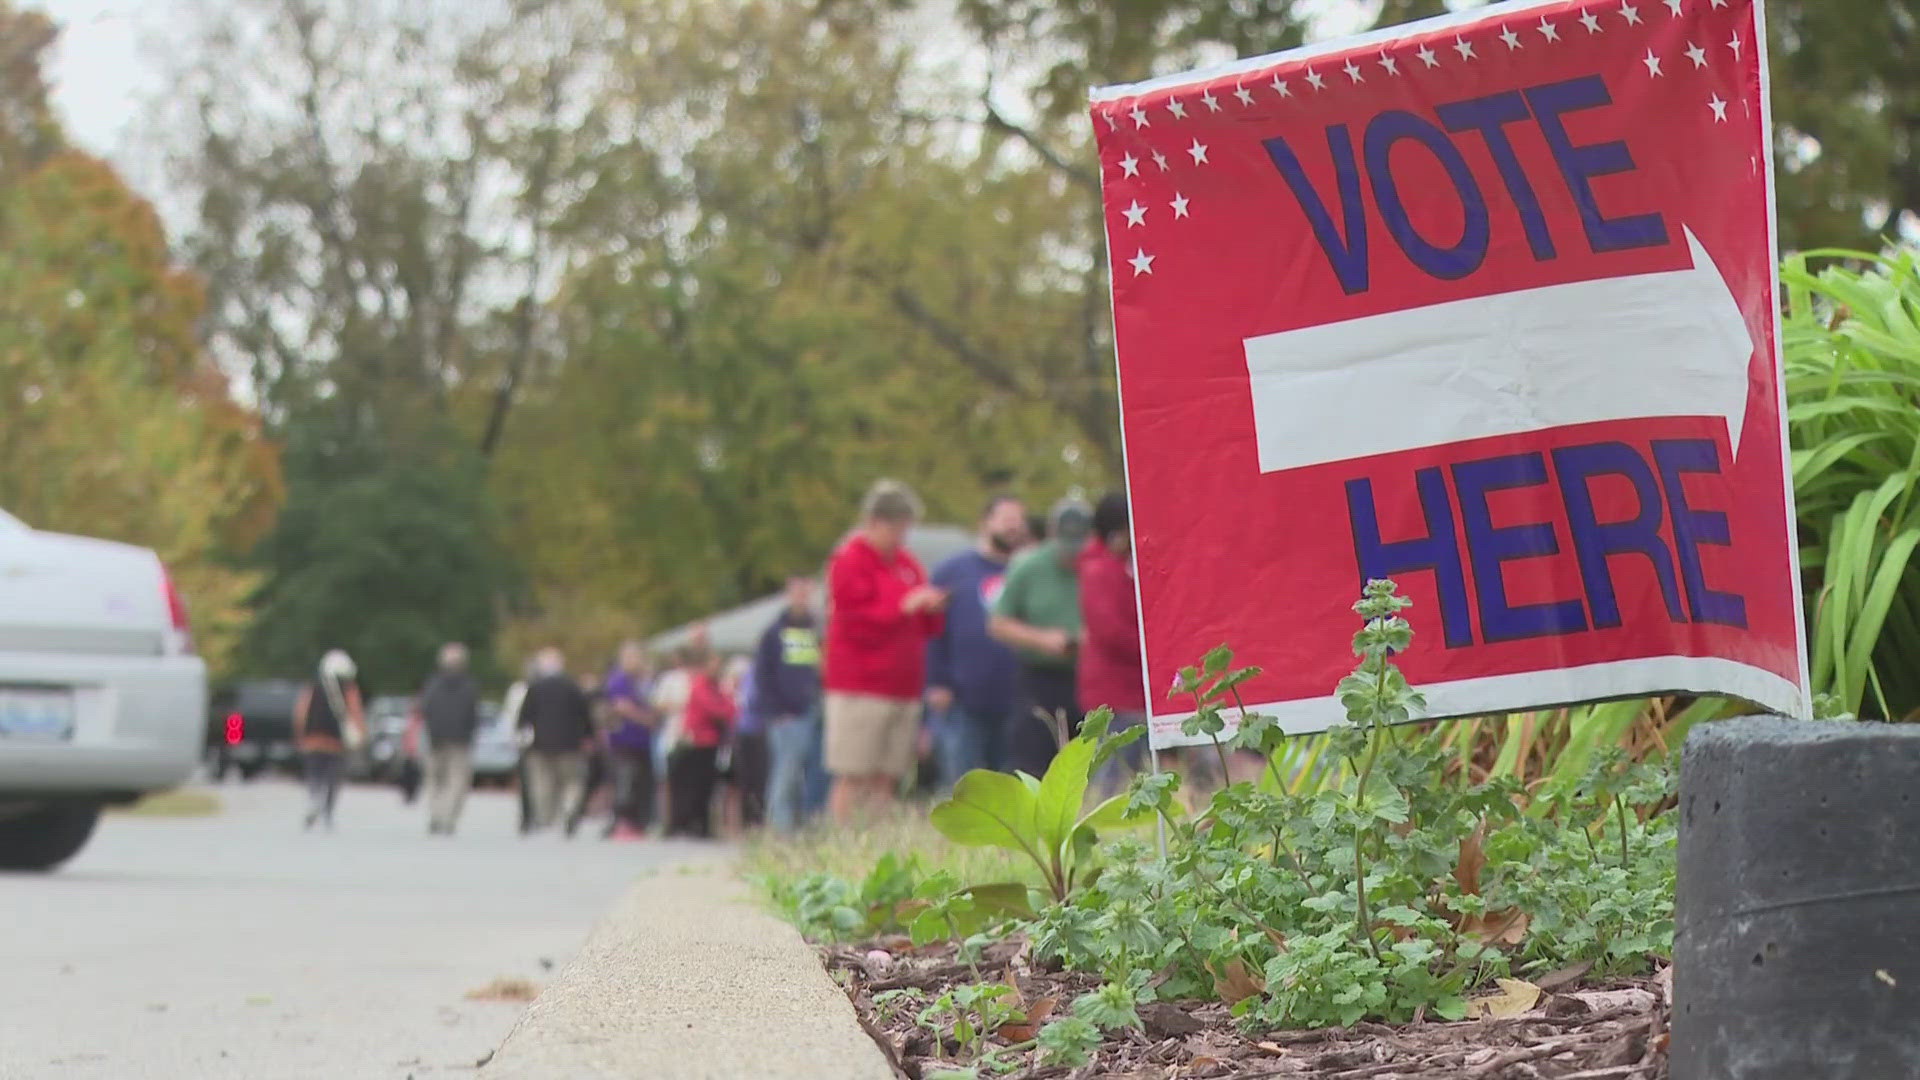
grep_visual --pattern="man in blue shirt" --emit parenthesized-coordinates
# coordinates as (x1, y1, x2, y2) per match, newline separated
(926, 495, 1028, 789)
(754, 576, 823, 833)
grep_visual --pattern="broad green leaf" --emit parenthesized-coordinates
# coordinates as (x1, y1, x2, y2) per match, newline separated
(930, 769, 1040, 858)
(1035, 735, 1096, 853)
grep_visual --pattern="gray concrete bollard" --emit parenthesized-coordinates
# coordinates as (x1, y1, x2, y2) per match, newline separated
(1673, 717, 1920, 1079)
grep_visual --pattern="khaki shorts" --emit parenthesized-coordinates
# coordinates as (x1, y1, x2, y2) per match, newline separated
(824, 692, 922, 779)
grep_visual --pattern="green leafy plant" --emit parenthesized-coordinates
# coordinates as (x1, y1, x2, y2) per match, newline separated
(929, 706, 1147, 902)
(1783, 247, 1920, 720)
(918, 982, 1021, 1061)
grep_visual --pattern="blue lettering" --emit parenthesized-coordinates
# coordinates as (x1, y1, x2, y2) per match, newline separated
(1265, 126, 1370, 295)
(1524, 75, 1669, 253)
(1553, 442, 1686, 629)
(1451, 452, 1588, 643)
(1364, 110, 1490, 280)
(1435, 90, 1557, 262)
(1346, 470, 1473, 648)
(1653, 439, 1748, 627)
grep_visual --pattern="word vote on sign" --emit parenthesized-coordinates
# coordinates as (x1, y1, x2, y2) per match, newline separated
(1091, 0, 1807, 748)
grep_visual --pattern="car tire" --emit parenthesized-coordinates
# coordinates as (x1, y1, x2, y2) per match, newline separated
(0, 802, 101, 872)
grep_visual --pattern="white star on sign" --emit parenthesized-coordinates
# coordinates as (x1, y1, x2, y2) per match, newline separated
(1686, 41, 1708, 68)
(1663, 0, 1683, 14)
(1187, 138, 1210, 165)
(1167, 97, 1188, 120)
(1709, 0, 1727, 6)
(1234, 84, 1255, 106)
(1271, 74, 1292, 97)
(1343, 58, 1365, 82)
(1201, 89, 1220, 112)
(1708, 93, 1728, 122)
(1500, 26, 1523, 50)
(1580, 10, 1603, 32)
(1539, 18, 1561, 42)
(1378, 52, 1399, 75)
(1170, 192, 1190, 219)
(1416, 43, 1439, 67)
(1123, 200, 1147, 227)
(1152, 150, 1169, 172)
(1642, 49, 1663, 76)
(1621, 3, 1643, 25)
(1130, 106, 1149, 128)
(1103, 111, 1118, 130)
(1129, 250, 1155, 276)
(1306, 69, 1327, 91)
(1454, 37, 1476, 61)
(1728, 32, 1742, 58)
(1118, 153, 1140, 178)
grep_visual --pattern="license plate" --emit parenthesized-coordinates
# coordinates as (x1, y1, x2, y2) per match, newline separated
(0, 687, 75, 741)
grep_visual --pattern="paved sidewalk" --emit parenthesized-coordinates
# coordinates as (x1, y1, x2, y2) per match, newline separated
(482, 861, 894, 1080)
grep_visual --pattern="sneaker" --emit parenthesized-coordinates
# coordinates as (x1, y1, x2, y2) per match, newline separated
(610, 823, 645, 841)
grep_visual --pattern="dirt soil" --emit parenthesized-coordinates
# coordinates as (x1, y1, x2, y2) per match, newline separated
(823, 939, 1670, 1080)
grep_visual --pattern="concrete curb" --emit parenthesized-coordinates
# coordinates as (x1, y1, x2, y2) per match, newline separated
(481, 858, 894, 1080)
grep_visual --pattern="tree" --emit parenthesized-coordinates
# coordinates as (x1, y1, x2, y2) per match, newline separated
(242, 409, 503, 692)
(0, 4, 281, 676)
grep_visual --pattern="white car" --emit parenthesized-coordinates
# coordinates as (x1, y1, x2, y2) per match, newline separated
(0, 510, 207, 870)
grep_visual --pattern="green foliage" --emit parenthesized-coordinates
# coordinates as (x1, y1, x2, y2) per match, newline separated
(1071, 982, 1142, 1032)
(243, 412, 504, 692)
(919, 982, 1021, 1062)
(1783, 249, 1920, 720)
(930, 706, 1146, 901)
(1036, 1015, 1101, 1067)
(764, 851, 926, 943)
(774, 580, 1680, 1054)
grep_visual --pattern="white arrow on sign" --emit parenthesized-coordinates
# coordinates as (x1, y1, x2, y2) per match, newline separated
(1243, 227, 1755, 475)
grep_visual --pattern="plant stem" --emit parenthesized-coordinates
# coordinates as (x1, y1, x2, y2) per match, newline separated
(1613, 794, 1630, 870)
(1347, 645, 1392, 963)
(1209, 731, 1231, 786)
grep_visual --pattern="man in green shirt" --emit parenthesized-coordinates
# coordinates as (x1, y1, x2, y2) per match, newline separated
(990, 497, 1092, 776)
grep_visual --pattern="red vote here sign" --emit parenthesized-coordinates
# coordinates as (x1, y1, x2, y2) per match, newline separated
(1090, 0, 1808, 747)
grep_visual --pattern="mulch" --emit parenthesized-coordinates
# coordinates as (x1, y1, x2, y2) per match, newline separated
(823, 939, 1670, 1080)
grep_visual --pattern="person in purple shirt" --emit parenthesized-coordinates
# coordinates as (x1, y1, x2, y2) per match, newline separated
(730, 660, 768, 828)
(602, 641, 658, 840)
(926, 495, 1028, 790)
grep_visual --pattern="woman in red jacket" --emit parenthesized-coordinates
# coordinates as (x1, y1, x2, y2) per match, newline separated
(667, 645, 736, 838)
(823, 480, 946, 824)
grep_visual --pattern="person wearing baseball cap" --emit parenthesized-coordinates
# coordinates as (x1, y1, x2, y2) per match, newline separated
(989, 496, 1093, 776)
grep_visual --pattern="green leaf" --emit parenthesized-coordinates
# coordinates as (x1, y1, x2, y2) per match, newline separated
(930, 769, 1041, 858)
(959, 882, 1036, 921)
(1035, 735, 1096, 854)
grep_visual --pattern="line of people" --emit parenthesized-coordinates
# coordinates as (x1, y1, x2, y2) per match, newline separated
(286, 476, 1178, 838)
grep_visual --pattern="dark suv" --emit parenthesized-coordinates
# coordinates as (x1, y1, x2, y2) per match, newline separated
(206, 679, 302, 780)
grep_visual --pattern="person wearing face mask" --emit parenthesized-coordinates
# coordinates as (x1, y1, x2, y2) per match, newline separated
(924, 495, 1028, 790)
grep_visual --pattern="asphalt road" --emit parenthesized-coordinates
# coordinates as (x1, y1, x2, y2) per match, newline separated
(0, 778, 697, 1080)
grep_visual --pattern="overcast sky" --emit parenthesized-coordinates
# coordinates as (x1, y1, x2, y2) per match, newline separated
(27, 0, 161, 161)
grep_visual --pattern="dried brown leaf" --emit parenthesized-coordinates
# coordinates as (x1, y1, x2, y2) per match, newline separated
(1468, 978, 1542, 1019)
(1454, 823, 1488, 897)
(1534, 960, 1595, 993)
(1208, 958, 1267, 1005)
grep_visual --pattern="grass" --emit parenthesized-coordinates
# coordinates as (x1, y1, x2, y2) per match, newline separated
(108, 789, 223, 817)
(740, 805, 1032, 887)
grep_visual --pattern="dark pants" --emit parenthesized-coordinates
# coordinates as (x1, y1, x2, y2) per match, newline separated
(666, 746, 720, 838)
(303, 751, 344, 826)
(567, 750, 608, 835)
(1004, 664, 1079, 778)
(732, 731, 770, 829)
(516, 756, 533, 833)
(609, 748, 655, 832)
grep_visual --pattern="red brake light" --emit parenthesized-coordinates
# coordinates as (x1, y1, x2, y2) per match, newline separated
(224, 713, 245, 745)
